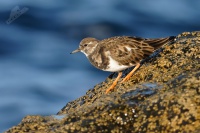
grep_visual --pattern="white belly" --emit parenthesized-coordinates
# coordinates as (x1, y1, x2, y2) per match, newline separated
(103, 56, 131, 72)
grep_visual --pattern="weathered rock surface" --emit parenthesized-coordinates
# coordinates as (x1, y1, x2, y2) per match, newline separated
(6, 31, 200, 133)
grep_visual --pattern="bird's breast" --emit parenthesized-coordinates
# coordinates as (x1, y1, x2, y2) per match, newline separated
(103, 56, 132, 72)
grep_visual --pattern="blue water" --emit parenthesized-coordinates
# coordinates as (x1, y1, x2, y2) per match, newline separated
(0, 0, 200, 132)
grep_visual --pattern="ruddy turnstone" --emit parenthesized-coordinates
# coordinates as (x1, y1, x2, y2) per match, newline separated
(71, 36, 175, 93)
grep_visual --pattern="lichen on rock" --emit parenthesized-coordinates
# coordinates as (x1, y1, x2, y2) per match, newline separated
(6, 31, 200, 133)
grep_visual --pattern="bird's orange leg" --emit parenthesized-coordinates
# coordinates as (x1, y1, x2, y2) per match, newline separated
(106, 72, 123, 94)
(121, 63, 140, 83)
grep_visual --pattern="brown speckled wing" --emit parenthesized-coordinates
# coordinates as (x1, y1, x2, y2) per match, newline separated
(107, 36, 175, 66)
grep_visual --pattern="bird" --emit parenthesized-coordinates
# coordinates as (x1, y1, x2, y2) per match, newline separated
(71, 36, 175, 93)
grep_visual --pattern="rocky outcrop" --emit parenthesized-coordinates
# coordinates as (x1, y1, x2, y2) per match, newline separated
(6, 32, 200, 133)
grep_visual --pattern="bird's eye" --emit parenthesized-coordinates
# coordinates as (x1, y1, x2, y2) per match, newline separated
(84, 44, 88, 47)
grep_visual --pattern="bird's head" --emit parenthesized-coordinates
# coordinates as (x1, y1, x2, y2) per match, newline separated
(71, 37, 99, 56)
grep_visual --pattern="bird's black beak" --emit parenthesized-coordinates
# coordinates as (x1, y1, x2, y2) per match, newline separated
(70, 48, 81, 54)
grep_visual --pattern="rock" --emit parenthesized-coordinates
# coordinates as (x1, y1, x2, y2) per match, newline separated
(6, 31, 200, 133)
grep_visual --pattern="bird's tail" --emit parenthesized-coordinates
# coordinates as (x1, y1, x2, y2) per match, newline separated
(145, 36, 176, 49)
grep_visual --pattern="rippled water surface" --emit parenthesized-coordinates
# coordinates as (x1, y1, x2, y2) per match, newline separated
(0, 0, 200, 132)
